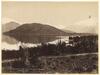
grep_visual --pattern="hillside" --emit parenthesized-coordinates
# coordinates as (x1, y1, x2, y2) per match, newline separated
(4, 23, 69, 35)
(4, 23, 73, 43)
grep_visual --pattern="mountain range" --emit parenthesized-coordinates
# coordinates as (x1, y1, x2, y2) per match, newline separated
(2, 22, 20, 32)
(3, 21, 97, 43)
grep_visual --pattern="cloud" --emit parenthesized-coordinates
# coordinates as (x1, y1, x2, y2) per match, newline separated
(68, 17, 98, 33)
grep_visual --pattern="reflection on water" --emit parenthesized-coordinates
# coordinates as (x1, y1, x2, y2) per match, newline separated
(2, 34, 59, 44)
(2, 34, 18, 44)
(2, 42, 19, 50)
(2, 34, 69, 50)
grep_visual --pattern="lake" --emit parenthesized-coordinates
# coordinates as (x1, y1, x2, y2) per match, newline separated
(2, 34, 69, 50)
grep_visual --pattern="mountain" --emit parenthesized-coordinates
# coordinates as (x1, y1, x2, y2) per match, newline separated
(2, 22, 20, 32)
(4, 23, 72, 43)
(5, 23, 69, 35)
(64, 17, 98, 34)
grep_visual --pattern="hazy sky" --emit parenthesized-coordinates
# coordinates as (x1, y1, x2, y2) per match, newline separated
(2, 2, 98, 30)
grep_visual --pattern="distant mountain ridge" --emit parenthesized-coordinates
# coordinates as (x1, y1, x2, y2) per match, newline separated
(61, 29, 76, 33)
(2, 22, 20, 32)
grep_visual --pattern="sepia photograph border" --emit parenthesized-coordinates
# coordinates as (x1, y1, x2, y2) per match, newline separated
(0, 0, 99, 75)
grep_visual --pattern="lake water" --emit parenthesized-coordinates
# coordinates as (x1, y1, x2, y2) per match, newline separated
(2, 34, 69, 50)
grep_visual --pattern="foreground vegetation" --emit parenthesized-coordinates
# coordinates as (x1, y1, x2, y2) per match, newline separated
(2, 35, 98, 73)
(2, 53, 98, 73)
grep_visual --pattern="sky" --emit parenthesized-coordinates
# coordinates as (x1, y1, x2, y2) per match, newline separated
(2, 2, 98, 33)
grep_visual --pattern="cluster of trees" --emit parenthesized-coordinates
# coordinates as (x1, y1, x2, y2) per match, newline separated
(21, 35, 97, 66)
(29, 35, 97, 55)
(2, 35, 98, 60)
(69, 35, 98, 53)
